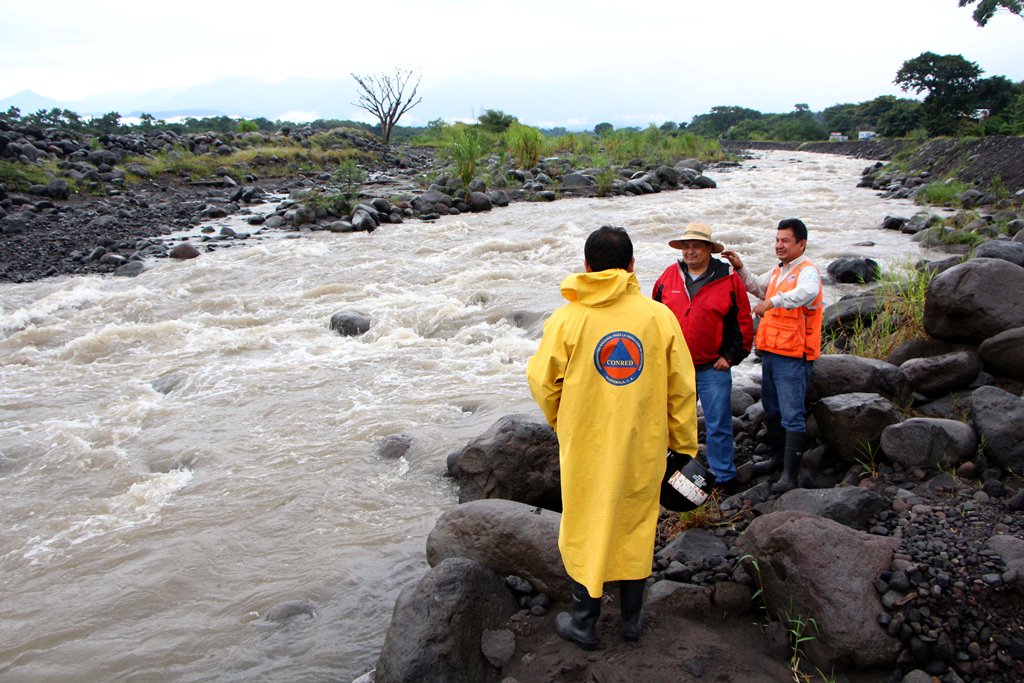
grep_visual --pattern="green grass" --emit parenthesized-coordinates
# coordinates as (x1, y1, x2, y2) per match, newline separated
(915, 179, 972, 207)
(828, 261, 935, 361)
(0, 160, 50, 190)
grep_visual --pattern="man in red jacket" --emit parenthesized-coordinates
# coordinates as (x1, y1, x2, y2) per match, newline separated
(653, 223, 753, 494)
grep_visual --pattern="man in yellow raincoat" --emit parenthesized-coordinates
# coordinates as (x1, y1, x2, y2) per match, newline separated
(527, 226, 698, 649)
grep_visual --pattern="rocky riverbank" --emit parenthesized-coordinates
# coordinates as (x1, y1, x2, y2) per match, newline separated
(724, 136, 1024, 196)
(0, 120, 723, 284)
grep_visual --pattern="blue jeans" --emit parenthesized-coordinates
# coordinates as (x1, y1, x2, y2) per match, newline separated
(761, 352, 814, 432)
(696, 367, 736, 483)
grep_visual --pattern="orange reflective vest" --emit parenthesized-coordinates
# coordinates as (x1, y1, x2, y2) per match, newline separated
(755, 260, 824, 360)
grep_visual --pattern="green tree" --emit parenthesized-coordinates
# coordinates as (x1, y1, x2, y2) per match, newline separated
(958, 0, 1023, 26)
(594, 122, 613, 136)
(876, 100, 923, 137)
(895, 52, 983, 135)
(477, 109, 517, 133)
(688, 106, 762, 137)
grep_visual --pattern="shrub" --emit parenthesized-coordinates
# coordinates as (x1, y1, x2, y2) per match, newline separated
(504, 123, 544, 170)
(237, 119, 259, 133)
(332, 158, 366, 202)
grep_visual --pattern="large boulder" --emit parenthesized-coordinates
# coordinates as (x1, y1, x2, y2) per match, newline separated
(978, 326, 1024, 381)
(974, 240, 1024, 268)
(826, 257, 880, 284)
(924, 258, 1024, 342)
(736, 511, 900, 669)
(467, 191, 492, 212)
(809, 355, 907, 402)
(880, 417, 978, 471)
(813, 393, 902, 464)
(773, 487, 889, 531)
(560, 172, 594, 188)
(425, 498, 568, 600)
(655, 528, 728, 566)
(899, 350, 981, 398)
(970, 386, 1024, 473)
(375, 557, 518, 683)
(822, 293, 881, 337)
(449, 414, 560, 510)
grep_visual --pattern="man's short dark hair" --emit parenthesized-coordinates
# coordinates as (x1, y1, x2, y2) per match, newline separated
(777, 218, 808, 242)
(585, 225, 633, 271)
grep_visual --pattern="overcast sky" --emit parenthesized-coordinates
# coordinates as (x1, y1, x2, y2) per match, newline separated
(1, 0, 1022, 127)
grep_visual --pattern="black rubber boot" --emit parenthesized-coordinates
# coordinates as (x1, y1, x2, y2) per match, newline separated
(771, 431, 806, 494)
(556, 580, 601, 650)
(619, 579, 646, 642)
(753, 417, 785, 475)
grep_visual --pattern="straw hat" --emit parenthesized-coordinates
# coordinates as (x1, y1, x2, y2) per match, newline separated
(668, 222, 724, 254)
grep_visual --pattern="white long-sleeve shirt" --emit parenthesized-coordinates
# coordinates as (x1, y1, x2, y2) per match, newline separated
(735, 255, 822, 309)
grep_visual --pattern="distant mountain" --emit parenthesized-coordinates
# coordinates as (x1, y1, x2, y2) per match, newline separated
(0, 89, 65, 113)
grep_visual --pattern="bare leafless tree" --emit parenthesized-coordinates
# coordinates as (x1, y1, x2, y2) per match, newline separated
(351, 69, 422, 145)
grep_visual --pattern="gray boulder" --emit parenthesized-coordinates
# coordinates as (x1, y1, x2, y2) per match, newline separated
(822, 293, 881, 337)
(467, 191, 492, 212)
(169, 243, 200, 260)
(809, 354, 907, 402)
(773, 487, 889, 531)
(924, 258, 1024, 342)
(987, 535, 1024, 582)
(560, 172, 593, 188)
(351, 208, 378, 232)
(425, 498, 568, 600)
(655, 528, 728, 566)
(813, 393, 902, 464)
(329, 311, 371, 336)
(899, 350, 981, 398)
(880, 418, 978, 471)
(979, 326, 1024, 381)
(675, 158, 704, 173)
(826, 257, 880, 284)
(46, 179, 70, 200)
(690, 174, 717, 189)
(974, 240, 1024, 267)
(654, 165, 680, 187)
(375, 557, 517, 683)
(970, 386, 1024, 473)
(736, 511, 900, 669)
(449, 414, 560, 510)
(884, 338, 953, 366)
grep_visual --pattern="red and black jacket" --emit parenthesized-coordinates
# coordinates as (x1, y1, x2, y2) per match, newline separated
(652, 258, 754, 370)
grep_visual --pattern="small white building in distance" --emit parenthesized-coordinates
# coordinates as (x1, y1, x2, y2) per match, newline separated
(858, 131, 878, 141)
(829, 132, 849, 141)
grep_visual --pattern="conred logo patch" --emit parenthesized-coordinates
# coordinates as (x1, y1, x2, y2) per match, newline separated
(594, 331, 644, 386)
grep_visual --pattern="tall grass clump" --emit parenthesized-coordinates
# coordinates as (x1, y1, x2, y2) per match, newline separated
(915, 180, 971, 207)
(504, 123, 544, 170)
(834, 262, 936, 360)
(445, 125, 485, 187)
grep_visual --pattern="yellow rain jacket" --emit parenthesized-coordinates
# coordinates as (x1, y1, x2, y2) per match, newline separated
(526, 269, 697, 598)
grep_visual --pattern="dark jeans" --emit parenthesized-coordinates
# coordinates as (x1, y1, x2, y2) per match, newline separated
(696, 367, 736, 482)
(761, 352, 813, 432)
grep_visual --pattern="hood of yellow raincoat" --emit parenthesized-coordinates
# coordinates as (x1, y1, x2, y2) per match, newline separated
(560, 269, 639, 306)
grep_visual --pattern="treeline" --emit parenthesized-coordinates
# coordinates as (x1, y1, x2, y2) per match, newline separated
(2, 51, 1021, 143)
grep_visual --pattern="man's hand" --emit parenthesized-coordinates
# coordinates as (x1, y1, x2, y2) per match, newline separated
(721, 250, 744, 270)
(753, 300, 774, 317)
(712, 356, 730, 370)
